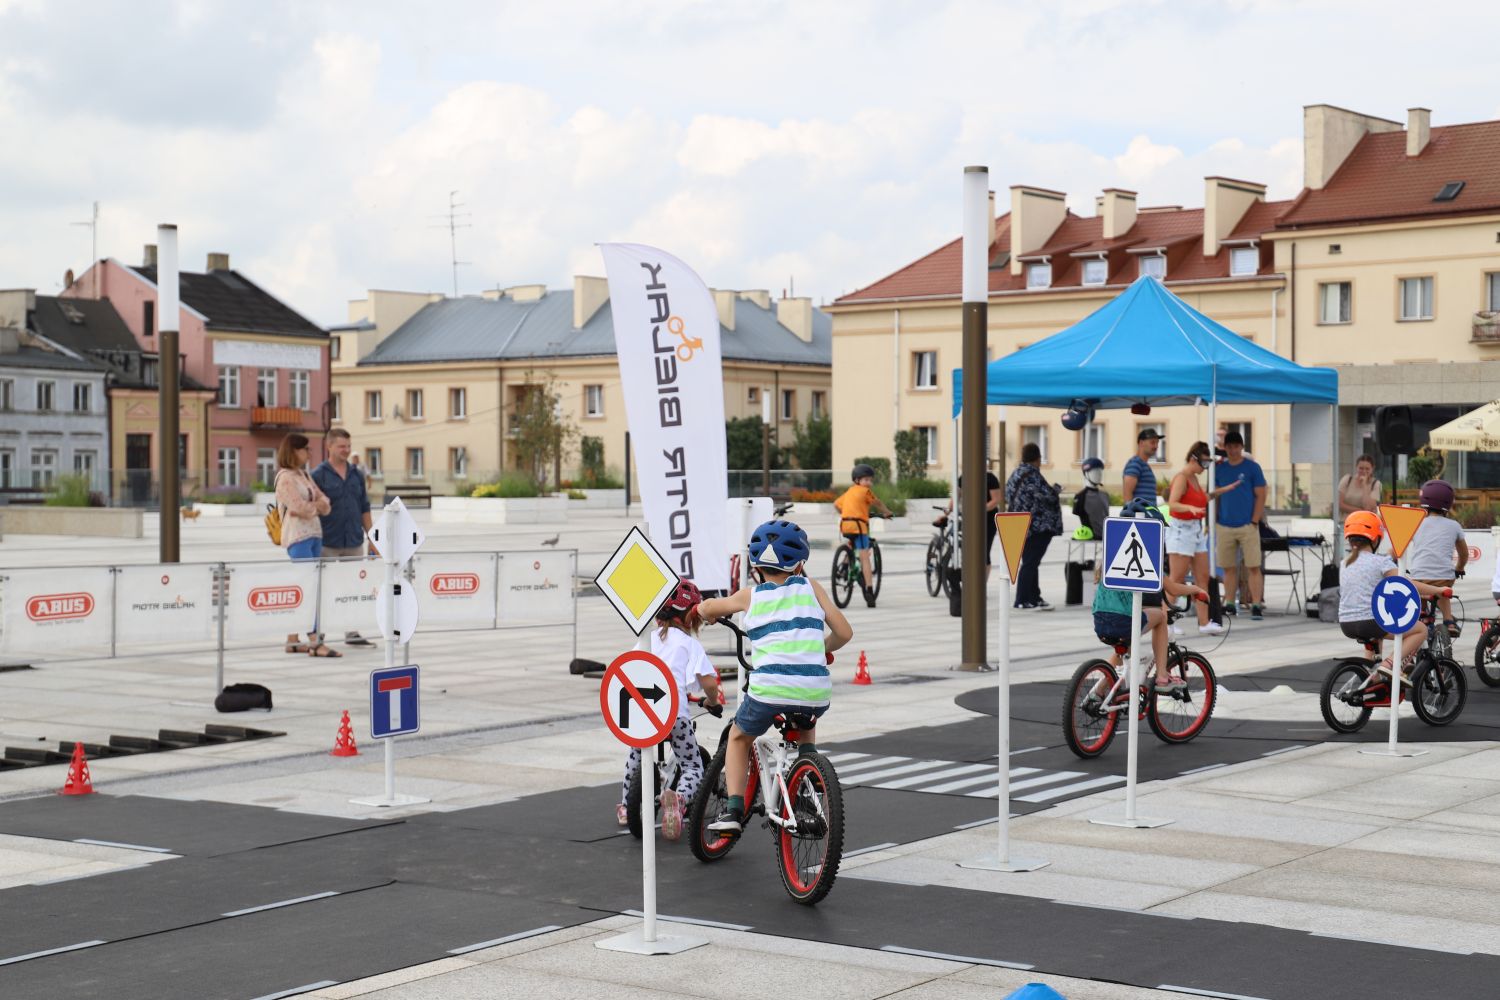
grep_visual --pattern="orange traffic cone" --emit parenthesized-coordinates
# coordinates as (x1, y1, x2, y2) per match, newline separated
(330, 710, 359, 757)
(60, 743, 94, 796)
(853, 651, 872, 685)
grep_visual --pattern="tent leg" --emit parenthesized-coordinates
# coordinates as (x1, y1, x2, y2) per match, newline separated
(1207, 400, 1217, 579)
(1331, 403, 1342, 561)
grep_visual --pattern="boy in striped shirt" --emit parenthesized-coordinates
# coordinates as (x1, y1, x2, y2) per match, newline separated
(697, 519, 853, 835)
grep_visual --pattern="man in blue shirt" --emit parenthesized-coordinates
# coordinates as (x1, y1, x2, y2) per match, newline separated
(312, 428, 375, 646)
(1122, 428, 1161, 505)
(1213, 430, 1268, 620)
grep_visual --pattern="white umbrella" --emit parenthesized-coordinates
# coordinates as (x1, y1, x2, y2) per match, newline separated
(1428, 400, 1500, 452)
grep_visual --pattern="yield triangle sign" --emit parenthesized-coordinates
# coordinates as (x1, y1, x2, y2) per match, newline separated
(1379, 503, 1426, 560)
(994, 512, 1031, 586)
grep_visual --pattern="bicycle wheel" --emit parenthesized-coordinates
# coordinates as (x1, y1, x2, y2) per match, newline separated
(1148, 649, 1217, 744)
(869, 541, 883, 600)
(1473, 624, 1500, 687)
(624, 758, 663, 840)
(1320, 659, 1374, 734)
(687, 745, 740, 862)
(939, 545, 952, 598)
(774, 752, 844, 905)
(925, 537, 944, 597)
(1063, 659, 1120, 758)
(1411, 655, 1467, 727)
(830, 545, 853, 608)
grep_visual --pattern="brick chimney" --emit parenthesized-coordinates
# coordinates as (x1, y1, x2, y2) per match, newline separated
(573, 275, 609, 328)
(1100, 189, 1137, 240)
(1407, 107, 1431, 157)
(1302, 104, 1402, 190)
(712, 289, 737, 331)
(776, 296, 814, 343)
(207, 252, 230, 271)
(143, 244, 158, 268)
(1008, 186, 1068, 275)
(1203, 177, 1266, 257)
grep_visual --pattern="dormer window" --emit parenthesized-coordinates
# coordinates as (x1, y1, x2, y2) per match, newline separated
(1025, 262, 1052, 289)
(1229, 246, 1258, 276)
(1081, 259, 1107, 286)
(1139, 254, 1166, 279)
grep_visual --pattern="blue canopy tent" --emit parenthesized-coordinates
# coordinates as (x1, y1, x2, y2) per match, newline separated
(950, 275, 1340, 587)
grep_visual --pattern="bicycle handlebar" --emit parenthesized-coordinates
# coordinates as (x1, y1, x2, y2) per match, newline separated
(714, 617, 834, 671)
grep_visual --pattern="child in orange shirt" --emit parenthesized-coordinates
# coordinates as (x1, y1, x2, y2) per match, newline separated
(833, 464, 893, 606)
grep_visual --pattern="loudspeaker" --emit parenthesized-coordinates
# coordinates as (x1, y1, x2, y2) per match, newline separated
(1375, 405, 1414, 455)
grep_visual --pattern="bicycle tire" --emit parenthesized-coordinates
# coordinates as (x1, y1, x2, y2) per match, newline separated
(925, 537, 944, 597)
(939, 545, 953, 598)
(774, 751, 844, 905)
(831, 545, 853, 608)
(869, 540, 883, 600)
(1147, 649, 1216, 744)
(1062, 659, 1121, 758)
(1411, 655, 1467, 727)
(687, 745, 740, 862)
(1473, 624, 1500, 687)
(1320, 659, 1374, 734)
(624, 759, 663, 840)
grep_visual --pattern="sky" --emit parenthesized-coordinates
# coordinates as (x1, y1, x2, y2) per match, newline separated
(2, 0, 1497, 326)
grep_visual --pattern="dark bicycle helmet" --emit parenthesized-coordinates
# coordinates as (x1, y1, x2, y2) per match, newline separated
(1120, 498, 1166, 522)
(656, 579, 702, 620)
(1418, 479, 1454, 512)
(1080, 457, 1105, 474)
(851, 463, 877, 482)
(749, 519, 811, 570)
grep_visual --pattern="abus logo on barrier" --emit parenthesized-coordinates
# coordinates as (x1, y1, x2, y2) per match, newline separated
(26, 592, 95, 622)
(431, 573, 480, 595)
(248, 586, 303, 611)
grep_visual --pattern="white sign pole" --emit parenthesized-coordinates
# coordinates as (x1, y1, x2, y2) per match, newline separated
(1124, 590, 1143, 821)
(381, 530, 397, 802)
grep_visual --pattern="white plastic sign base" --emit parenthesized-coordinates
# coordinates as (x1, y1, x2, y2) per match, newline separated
(1358, 747, 1428, 758)
(1090, 816, 1173, 829)
(595, 928, 707, 955)
(958, 855, 1050, 873)
(349, 792, 430, 808)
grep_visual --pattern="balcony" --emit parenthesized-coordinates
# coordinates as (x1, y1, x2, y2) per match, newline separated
(1472, 311, 1500, 344)
(250, 406, 305, 428)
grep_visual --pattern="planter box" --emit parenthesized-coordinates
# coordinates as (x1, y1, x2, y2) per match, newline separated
(192, 502, 259, 517)
(431, 495, 567, 525)
(566, 489, 626, 510)
(0, 506, 143, 538)
(254, 492, 276, 508)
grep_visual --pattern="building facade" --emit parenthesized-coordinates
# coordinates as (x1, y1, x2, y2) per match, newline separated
(0, 305, 109, 495)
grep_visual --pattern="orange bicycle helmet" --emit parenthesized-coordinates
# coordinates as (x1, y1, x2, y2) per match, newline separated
(1344, 511, 1383, 546)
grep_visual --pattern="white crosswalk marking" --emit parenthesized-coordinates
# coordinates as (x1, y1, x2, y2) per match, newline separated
(832, 755, 910, 775)
(825, 749, 1126, 807)
(840, 759, 955, 784)
(1016, 774, 1126, 802)
(925, 767, 1039, 795)
(872, 763, 992, 790)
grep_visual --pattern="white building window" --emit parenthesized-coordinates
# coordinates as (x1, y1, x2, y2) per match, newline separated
(1025, 262, 1052, 289)
(330, 337, 341, 361)
(1021, 425, 1049, 465)
(1229, 247, 1258, 276)
(0, 378, 12, 410)
(330, 392, 342, 422)
(407, 388, 424, 419)
(36, 380, 55, 411)
(256, 368, 277, 407)
(913, 351, 937, 389)
(1139, 254, 1166, 279)
(1221, 421, 1254, 454)
(1081, 259, 1107, 286)
(0, 448, 14, 487)
(73, 450, 96, 478)
(407, 447, 424, 478)
(1080, 423, 1106, 464)
(450, 447, 467, 478)
(450, 387, 467, 419)
(780, 389, 795, 422)
(915, 425, 938, 465)
(256, 448, 276, 487)
(73, 382, 92, 412)
(1319, 282, 1352, 324)
(811, 390, 826, 419)
(217, 366, 239, 408)
(366, 391, 382, 420)
(1399, 276, 1434, 321)
(584, 384, 603, 418)
(288, 370, 309, 410)
(1488, 272, 1500, 312)
(31, 449, 57, 488)
(217, 447, 240, 488)
(747, 386, 759, 404)
(366, 448, 383, 477)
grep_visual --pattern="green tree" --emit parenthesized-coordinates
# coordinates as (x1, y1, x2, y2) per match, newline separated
(726, 417, 789, 469)
(509, 371, 578, 491)
(853, 456, 891, 483)
(894, 430, 926, 483)
(790, 414, 831, 470)
(579, 435, 606, 485)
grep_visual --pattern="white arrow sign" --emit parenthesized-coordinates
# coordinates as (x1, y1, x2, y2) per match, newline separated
(368, 497, 425, 566)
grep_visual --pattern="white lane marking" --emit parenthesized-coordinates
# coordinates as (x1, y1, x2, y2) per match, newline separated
(73, 838, 172, 853)
(872, 763, 994, 789)
(1054, 900, 1195, 920)
(841, 760, 957, 784)
(1260, 744, 1308, 757)
(0, 940, 107, 966)
(825, 752, 873, 764)
(970, 770, 1085, 797)
(221, 891, 340, 918)
(881, 944, 1033, 970)
(1158, 987, 1272, 1000)
(1016, 774, 1127, 802)
(448, 924, 566, 953)
(832, 755, 912, 776)
(953, 817, 999, 830)
(620, 911, 752, 931)
(843, 842, 899, 858)
(1309, 930, 1472, 955)
(1010, 746, 1048, 756)
(248, 982, 340, 1000)
(927, 767, 1038, 794)
(1179, 763, 1228, 776)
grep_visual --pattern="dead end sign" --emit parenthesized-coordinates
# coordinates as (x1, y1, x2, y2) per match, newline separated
(600, 650, 680, 748)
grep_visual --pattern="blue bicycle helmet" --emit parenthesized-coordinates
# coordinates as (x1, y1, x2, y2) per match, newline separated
(1120, 498, 1165, 522)
(748, 519, 810, 570)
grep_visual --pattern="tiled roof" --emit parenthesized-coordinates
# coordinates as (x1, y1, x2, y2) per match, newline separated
(1278, 120, 1500, 228)
(0, 345, 105, 373)
(27, 295, 210, 390)
(132, 265, 324, 339)
(361, 291, 831, 368)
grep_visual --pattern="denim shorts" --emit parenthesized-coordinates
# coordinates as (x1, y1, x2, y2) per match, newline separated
(734, 694, 828, 737)
(287, 537, 323, 561)
(1093, 611, 1145, 644)
(1166, 518, 1207, 556)
(844, 534, 872, 551)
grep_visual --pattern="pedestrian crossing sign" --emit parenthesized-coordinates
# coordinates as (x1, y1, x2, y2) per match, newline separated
(1102, 517, 1163, 593)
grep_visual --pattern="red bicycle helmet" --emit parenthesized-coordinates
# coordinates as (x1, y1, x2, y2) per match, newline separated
(1419, 479, 1454, 512)
(656, 579, 702, 620)
(1344, 511, 1383, 547)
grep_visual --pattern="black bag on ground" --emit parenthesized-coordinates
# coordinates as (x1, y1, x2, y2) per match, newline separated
(946, 567, 963, 617)
(215, 683, 273, 712)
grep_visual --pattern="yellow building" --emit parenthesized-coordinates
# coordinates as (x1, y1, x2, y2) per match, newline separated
(830, 104, 1500, 508)
(330, 279, 831, 495)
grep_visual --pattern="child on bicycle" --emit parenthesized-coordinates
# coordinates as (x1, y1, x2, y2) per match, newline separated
(1406, 479, 1468, 638)
(1339, 511, 1448, 683)
(695, 518, 853, 836)
(834, 464, 892, 607)
(616, 580, 724, 840)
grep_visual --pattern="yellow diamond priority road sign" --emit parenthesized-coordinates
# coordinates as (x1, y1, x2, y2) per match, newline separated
(595, 526, 681, 635)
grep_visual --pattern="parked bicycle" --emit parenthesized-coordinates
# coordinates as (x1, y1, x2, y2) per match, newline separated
(1321, 594, 1467, 733)
(687, 619, 844, 905)
(1062, 606, 1217, 758)
(925, 506, 954, 598)
(1473, 600, 1500, 688)
(623, 694, 720, 840)
(831, 515, 885, 609)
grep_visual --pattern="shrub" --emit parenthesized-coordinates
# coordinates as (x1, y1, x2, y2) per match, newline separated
(871, 482, 906, 518)
(194, 486, 254, 505)
(471, 474, 540, 499)
(566, 488, 587, 500)
(44, 474, 97, 507)
(893, 431, 926, 483)
(1406, 451, 1442, 487)
(790, 488, 836, 503)
(1454, 504, 1500, 530)
(579, 436, 606, 484)
(853, 456, 892, 483)
(790, 414, 831, 470)
(899, 477, 951, 499)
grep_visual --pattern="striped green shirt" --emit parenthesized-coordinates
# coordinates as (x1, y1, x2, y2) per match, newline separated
(742, 576, 830, 708)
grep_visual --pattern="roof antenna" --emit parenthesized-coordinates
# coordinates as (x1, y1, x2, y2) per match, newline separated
(71, 200, 99, 299)
(430, 191, 472, 298)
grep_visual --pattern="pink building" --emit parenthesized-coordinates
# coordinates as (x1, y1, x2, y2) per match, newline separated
(67, 249, 331, 491)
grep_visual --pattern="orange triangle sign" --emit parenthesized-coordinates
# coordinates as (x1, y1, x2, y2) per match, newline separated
(1378, 503, 1427, 560)
(994, 512, 1032, 586)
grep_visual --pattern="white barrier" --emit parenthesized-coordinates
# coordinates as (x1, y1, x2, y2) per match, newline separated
(320, 559, 382, 636)
(414, 552, 498, 628)
(0, 566, 115, 658)
(497, 551, 574, 624)
(116, 564, 215, 648)
(225, 560, 321, 642)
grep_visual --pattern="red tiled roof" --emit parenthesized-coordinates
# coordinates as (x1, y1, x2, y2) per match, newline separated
(1277, 120, 1500, 228)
